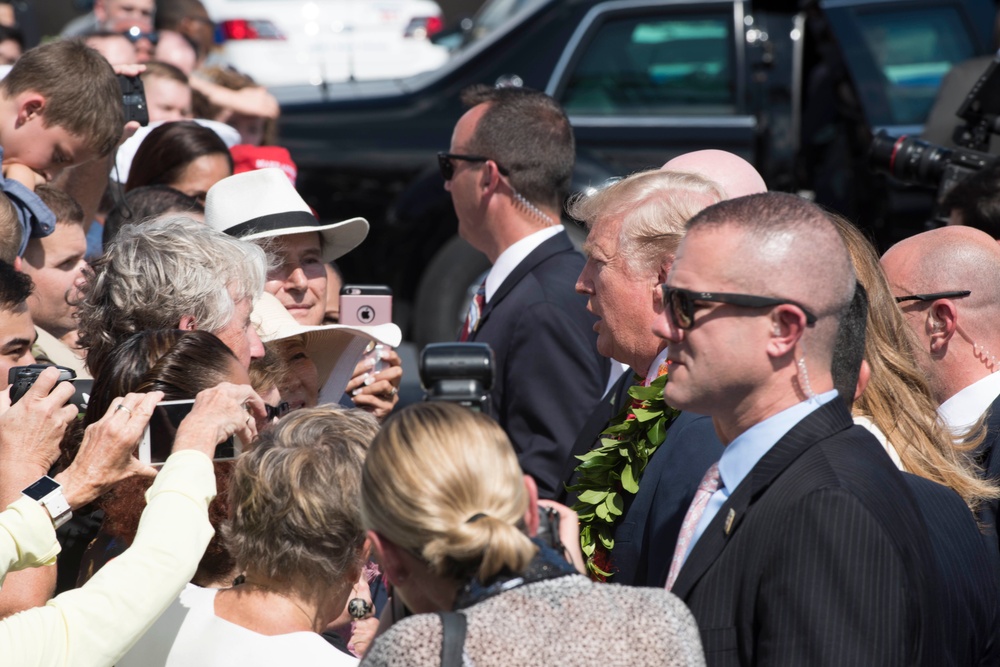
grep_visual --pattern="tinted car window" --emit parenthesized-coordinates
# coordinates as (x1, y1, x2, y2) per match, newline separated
(560, 13, 735, 115)
(854, 7, 974, 125)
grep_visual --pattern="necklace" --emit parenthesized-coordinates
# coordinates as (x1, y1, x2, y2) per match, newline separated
(238, 579, 317, 631)
(567, 367, 677, 581)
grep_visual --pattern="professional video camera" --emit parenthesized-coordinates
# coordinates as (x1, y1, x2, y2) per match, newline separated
(870, 54, 1000, 223)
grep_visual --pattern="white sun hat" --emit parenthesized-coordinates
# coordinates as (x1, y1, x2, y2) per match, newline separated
(205, 168, 369, 262)
(252, 292, 401, 402)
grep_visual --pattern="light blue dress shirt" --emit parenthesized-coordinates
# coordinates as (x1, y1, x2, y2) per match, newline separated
(681, 390, 839, 566)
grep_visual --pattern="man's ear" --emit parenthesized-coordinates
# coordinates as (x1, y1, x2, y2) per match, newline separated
(523, 474, 540, 537)
(928, 300, 958, 353)
(854, 358, 871, 403)
(92, 0, 108, 22)
(14, 94, 45, 128)
(178, 315, 197, 331)
(480, 160, 503, 195)
(765, 305, 807, 358)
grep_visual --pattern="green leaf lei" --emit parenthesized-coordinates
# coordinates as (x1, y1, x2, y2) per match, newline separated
(567, 372, 679, 581)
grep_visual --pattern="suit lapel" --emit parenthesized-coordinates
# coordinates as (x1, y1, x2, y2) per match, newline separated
(475, 232, 574, 330)
(671, 400, 854, 600)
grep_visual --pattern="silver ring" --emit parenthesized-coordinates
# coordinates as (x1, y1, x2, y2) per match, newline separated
(116, 404, 133, 415)
(390, 387, 398, 397)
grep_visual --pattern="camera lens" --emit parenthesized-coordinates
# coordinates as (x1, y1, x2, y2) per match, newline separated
(870, 130, 952, 188)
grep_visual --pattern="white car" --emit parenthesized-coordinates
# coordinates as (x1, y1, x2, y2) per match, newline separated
(201, 0, 451, 87)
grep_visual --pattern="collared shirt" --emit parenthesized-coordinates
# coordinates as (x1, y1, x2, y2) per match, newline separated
(938, 371, 1000, 433)
(484, 225, 564, 303)
(681, 389, 838, 565)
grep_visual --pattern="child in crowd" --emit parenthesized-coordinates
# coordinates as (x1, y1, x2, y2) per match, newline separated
(0, 39, 122, 255)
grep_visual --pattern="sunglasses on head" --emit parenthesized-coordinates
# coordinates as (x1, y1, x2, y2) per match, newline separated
(437, 152, 509, 181)
(661, 285, 818, 330)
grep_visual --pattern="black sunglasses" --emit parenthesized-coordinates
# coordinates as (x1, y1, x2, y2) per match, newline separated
(265, 401, 291, 421)
(661, 285, 818, 330)
(894, 290, 971, 304)
(437, 152, 509, 181)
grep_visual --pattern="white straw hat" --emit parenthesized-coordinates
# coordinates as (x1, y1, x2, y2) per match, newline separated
(252, 292, 401, 400)
(205, 168, 369, 262)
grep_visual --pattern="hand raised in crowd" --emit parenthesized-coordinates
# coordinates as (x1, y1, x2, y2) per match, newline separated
(172, 383, 267, 457)
(53, 391, 164, 510)
(0, 367, 79, 477)
(347, 347, 402, 420)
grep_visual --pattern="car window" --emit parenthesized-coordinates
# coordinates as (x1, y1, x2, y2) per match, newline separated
(559, 12, 735, 116)
(853, 6, 974, 125)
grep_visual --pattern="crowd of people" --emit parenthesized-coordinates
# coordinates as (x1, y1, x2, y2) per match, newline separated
(0, 2, 997, 666)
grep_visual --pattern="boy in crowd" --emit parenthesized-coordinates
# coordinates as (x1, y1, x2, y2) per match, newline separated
(0, 39, 122, 255)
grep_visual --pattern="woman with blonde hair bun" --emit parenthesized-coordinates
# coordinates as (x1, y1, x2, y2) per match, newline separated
(360, 402, 705, 667)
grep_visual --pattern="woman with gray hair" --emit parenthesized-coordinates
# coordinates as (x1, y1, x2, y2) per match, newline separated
(120, 406, 378, 665)
(77, 215, 268, 376)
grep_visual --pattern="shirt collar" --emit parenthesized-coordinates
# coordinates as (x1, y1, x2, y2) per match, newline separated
(717, 390, 838, 494)
(485, 225, 564, 302)
(938, 371, 1000, 432)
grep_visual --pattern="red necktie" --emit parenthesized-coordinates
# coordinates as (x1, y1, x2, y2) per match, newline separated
(459, 282, 486, 342)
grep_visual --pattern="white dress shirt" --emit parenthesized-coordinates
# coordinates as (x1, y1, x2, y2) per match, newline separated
(938, 371, 1000, 433)
(485, 225, 564, 302)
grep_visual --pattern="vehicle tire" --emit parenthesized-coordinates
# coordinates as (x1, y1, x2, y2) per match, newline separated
(413, 235, 491, 348)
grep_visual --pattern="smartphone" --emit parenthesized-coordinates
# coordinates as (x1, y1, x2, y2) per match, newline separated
(339, 285, 393, 326)
(139, 399, 242, 465)
(340, 285, 392, 375)
(118, 74, 149, 127)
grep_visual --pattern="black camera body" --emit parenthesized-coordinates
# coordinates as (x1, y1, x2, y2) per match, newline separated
(418, 342, 494, 412)
(8, 364, 91, 413)
(870, 54, 1000, 224)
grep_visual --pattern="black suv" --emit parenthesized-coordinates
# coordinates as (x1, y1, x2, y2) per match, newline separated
(276, 0, 994, 344)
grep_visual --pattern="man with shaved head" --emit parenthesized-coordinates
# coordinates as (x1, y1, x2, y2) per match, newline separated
(662, 149, 767, 199)
(881, 225, 1000, 552)
(654, 192, 942, 665)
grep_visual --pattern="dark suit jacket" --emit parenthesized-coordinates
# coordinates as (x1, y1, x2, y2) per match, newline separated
(903, 473, 1000, 666)
(469, 231, 608, 499)
(975, 393, 1000, 557)
(560, 370, 724, 585)
(673, 400, 943, 667)
(559, 370, 635, 505)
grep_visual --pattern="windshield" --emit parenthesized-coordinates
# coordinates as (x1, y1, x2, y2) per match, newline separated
(849, 6, 975, 125)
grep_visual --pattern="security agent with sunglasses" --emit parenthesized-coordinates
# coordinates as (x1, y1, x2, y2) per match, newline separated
(441, 85, 608, 500)
(654, 192, 944, 667)
(882, 224, 1000, 557)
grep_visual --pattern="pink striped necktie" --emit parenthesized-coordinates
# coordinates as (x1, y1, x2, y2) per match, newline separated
(459, 282, 486, 342)
(665, 462, 721, 591)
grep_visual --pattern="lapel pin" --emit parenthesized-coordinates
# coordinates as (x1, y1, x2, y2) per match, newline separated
(724, 508, 735, 536)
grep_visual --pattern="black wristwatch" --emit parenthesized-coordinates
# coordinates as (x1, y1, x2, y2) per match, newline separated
(22, 476, 72, 529)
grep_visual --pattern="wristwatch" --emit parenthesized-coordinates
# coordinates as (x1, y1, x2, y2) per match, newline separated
(22, 476, 72, 529)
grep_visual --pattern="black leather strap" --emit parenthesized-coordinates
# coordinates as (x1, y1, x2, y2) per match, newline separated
(437, 611, 467, 667)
